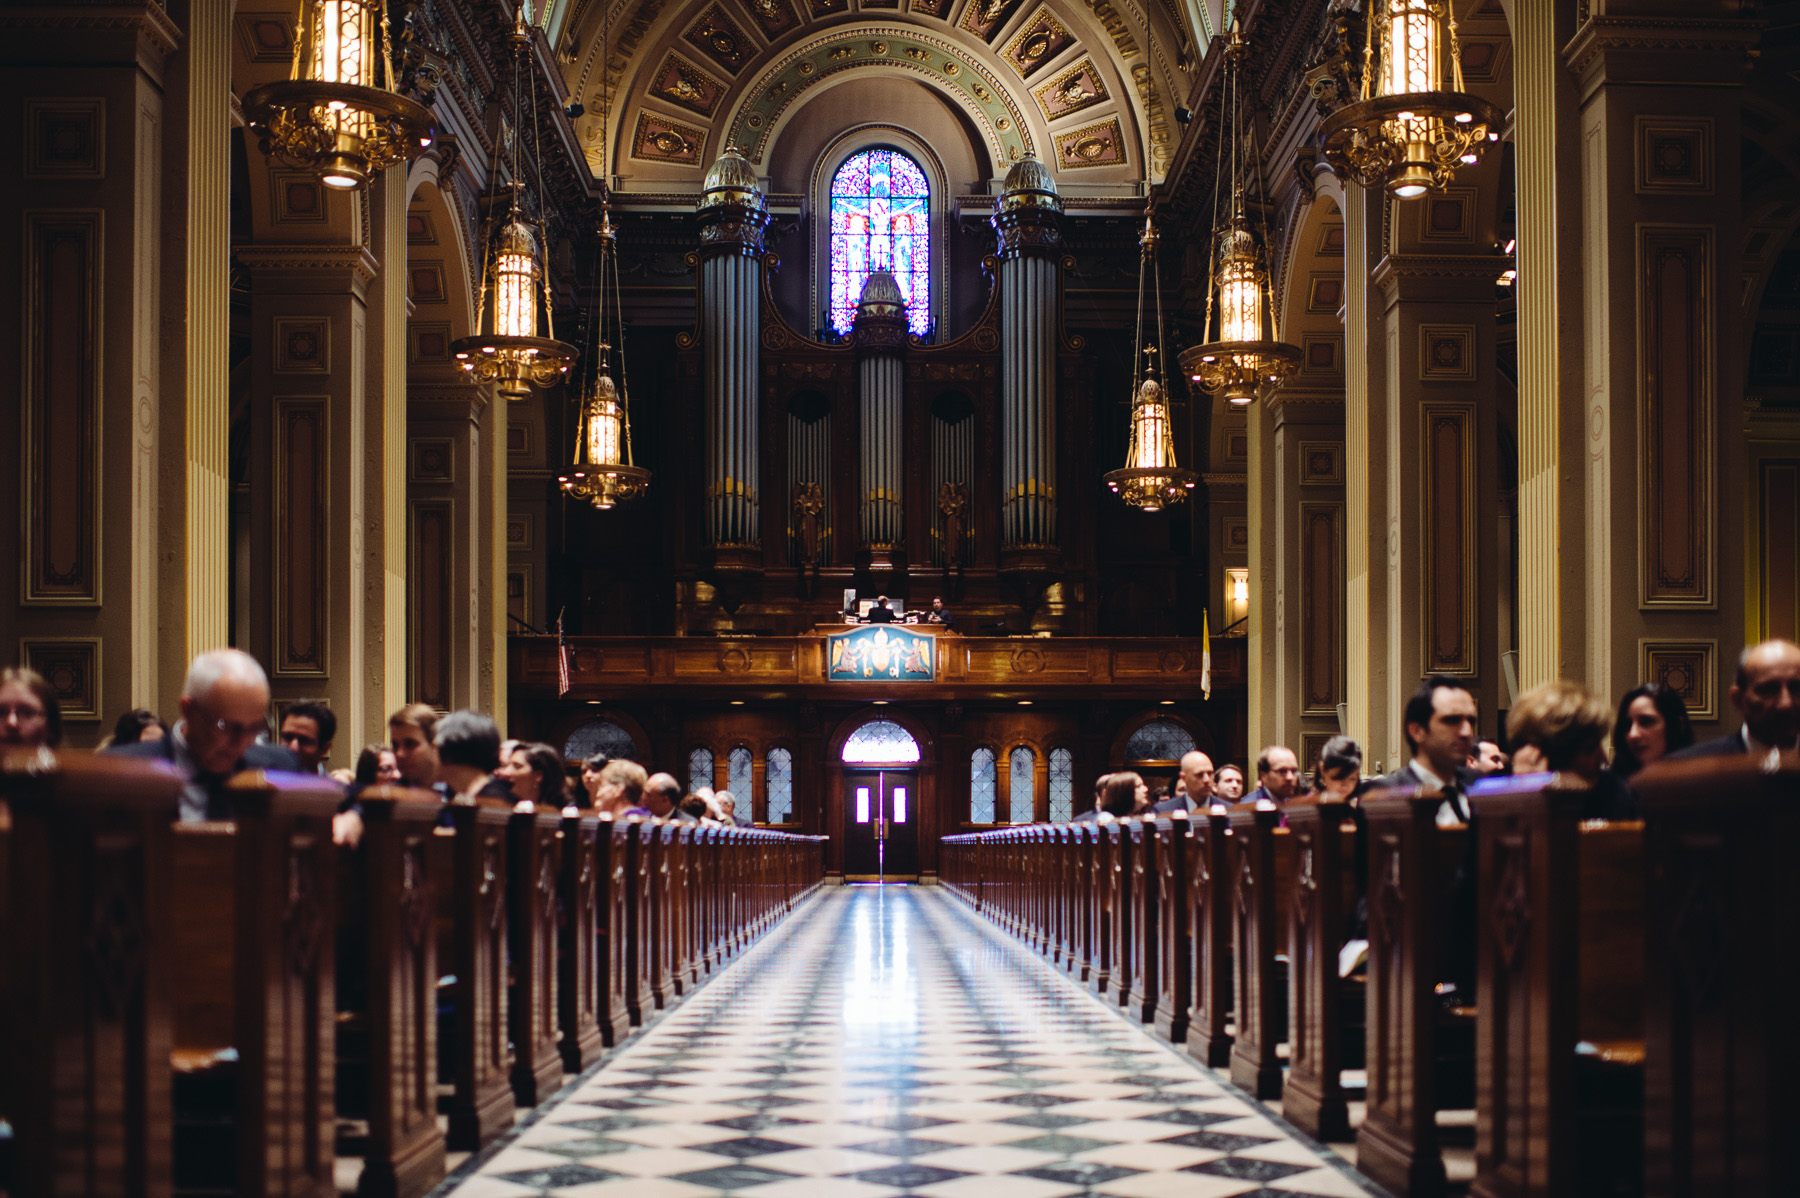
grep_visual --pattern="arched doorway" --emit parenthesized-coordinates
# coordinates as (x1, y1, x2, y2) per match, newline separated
(840, 718, 921, 882)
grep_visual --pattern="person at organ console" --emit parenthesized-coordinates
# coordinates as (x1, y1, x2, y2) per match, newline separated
(866, 596, 896, 623)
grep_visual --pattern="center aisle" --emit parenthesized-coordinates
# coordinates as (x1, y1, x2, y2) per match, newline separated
(442, 886, 1379, 1198)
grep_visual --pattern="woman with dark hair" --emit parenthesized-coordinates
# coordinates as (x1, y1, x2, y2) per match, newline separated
(1099, 771, 1147, 819)
(108, 708, 166, 748)
(1611, 682, 1694, 778)
(496, 741, 569, 808)
(353, 744, 402, 788)
(0, 666, 62, 749)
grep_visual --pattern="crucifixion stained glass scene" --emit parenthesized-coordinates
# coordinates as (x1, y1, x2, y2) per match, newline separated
(828, 148, 931, 338)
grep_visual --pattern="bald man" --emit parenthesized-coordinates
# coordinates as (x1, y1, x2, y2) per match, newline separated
(105, 648, 299, 822)
(1669, 638, 1800, 760)
(1153, 750, 1215, 813)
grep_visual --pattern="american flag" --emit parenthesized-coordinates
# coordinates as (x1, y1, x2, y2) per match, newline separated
(557, 607, 571, 698)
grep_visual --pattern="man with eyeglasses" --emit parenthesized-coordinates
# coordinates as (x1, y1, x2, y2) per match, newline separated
(1669, 639, 1800, 764)
(105, 647, 298, 822)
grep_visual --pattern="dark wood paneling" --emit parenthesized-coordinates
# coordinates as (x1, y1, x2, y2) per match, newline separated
(1422, 405, 1474, 674)
(1300, 502, 1343, 713)
(276, 399, 329, 674)
(409, 501, 453, 710)
(1761, 460, 1799, 641)
(1640, 226, 1714, 607)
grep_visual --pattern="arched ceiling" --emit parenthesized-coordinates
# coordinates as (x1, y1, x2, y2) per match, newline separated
(553, 0, 1202, 191)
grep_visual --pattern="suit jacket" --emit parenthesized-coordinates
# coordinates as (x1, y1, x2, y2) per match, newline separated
(1072, 808, 1101, 823)
(866, 605, 896, 624)
(105, 735, 302, 822)
(1666, 730, 1750, 762)
(1151, 794, 1193, 815)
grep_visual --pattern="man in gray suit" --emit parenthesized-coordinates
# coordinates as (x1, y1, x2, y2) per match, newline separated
(1667, 638, 1800, 763)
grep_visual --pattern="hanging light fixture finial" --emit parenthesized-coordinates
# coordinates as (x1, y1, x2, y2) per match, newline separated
(1104, 208, 1197, 512)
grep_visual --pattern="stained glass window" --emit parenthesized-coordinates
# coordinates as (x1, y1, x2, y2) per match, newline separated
(687, 747, 714, 794)
(564, 718, 638, 761)
(1125, 718, 1197, 763)
(829, 149, 931, 338)
(1009, 746, 1036, 823)
(971, 747, 997, 823)
(1049, 748, 1075, 822)
(727, 746, 753, 807)
(841, 718, 921, 764)
(766, 748, 793, 822)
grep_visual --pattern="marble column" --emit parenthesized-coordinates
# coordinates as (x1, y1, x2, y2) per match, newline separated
(991, 154, 1063, 563)
(854, 271, 908, 555)
(697, 146, 769, 566)
(1515, 0, 1756, 729)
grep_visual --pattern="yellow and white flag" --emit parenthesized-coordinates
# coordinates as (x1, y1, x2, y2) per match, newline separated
(1201, 607, 1212, 700)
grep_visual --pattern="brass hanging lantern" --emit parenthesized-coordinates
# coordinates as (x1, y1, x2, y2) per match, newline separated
(244, 0, 435, 191)
(1104, 214, 1196, 511)
(559, 206, 650, 509)
(1179, 27, 1300, 408)
(1319, 0, 1504, 197)
(449, 9, 577, 399)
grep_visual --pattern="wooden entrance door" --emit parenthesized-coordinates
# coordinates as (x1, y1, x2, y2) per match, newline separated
(843, 769, 919, 880)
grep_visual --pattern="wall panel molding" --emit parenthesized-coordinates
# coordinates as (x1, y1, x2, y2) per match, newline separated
(409, 500, 454, 710)
(1421, 403, 1476, 674)
(1758, 459, 1799, 642)
(19, 637, 102, 721)
(1300, 502, 1344, 714)
(1637, 223, 1715, 608)
(273, 397, 329, 675)
(1639, 639, 1716, 721)
(21, 210, 103, 606)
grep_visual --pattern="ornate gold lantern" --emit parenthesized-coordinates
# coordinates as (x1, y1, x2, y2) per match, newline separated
(1179, 27, 1301, 408)
(244, 0, 435, 191)
(559, 205, 650, 510)
(1319, 0, 1504, 197)
(1104, 214, 1196, 511)
(449, 10, 576, 399)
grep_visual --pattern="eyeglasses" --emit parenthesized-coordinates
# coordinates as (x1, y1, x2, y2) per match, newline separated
(211, 715, 267, 740)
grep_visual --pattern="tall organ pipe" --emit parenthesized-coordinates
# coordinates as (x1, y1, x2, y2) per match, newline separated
(697, 147, 769, 550)
(992, 156, 1063, 551)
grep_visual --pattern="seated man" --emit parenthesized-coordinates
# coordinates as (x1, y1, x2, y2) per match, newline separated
(1214, 764, 1246, 801)
(644, 772, 695, 820)
(926, 596, 954, 629)
(1668, 637, 1800, 762)
(1154, 750, 1214, 813)
(1468, 739, 1509, 776)
(434, 710, 513, 805)
(279, 700, 336, 775)
(1379, 675, 1479, 824)
(104, 648, 298, 822)
(1244, 745, 1300, 805)
(866, 596, 896, 624)
(592, 759, 651, 818)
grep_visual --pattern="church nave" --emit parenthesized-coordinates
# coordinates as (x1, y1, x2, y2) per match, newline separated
(447, 887, 1373, 1198)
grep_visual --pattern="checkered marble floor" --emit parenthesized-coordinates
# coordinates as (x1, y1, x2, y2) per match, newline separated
(439, 886, 1382, 1198)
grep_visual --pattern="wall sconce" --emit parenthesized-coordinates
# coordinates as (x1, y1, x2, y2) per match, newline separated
(1225, 567, 1250, 630)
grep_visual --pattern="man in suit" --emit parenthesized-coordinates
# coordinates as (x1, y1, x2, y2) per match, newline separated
(278, 699, 336, 774)
(1244, 745, 1301, 805)
(1668, 638, 1800, 762)
(1379, 674, 1479, 824)
(1154, 750, 1215, 813)
(104, 648, 299, 822)
(866, 595, 896, 624)
(1215, 764, 1246, 800)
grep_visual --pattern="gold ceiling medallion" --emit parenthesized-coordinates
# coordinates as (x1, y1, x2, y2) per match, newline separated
(1179, 26, 1300, 408)
(450, 8, 576, 400)
(1319, 0, 1504, 197)
(1105, 212, 1197, 512)
(243, 0, 435, 192)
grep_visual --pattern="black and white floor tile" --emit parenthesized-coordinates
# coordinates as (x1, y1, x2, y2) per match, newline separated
(441, 887, 1381, 1198)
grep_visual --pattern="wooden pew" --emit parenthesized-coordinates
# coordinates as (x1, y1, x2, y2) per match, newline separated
(598, 817, 633, 1045)
(168, 772, 341, 1198)
(1469, 774, 1646, 1198)
(1091, 821, 1119, 997)
(1356, 788, 1472, 1198)
(1066, 822, 1094, 982)
(342, 788, 448, 1198)
(1632, 755, 1798, 1198)
(439, 800, 512, 1152)
(625, 819, 657, 1024)
(558, 809, 605, 1074)
(645, 821, 674, 1010)
(1284, 796, 1357, 1142)
(507, 805, 564, 1107)
(1227, 799, 1292, 1100)
(1126, 816, 1159, 1023)
(1152, 813, 1192, 1043)
(2, 750, 181, 1198)
(1185, 804, 1233, 1068)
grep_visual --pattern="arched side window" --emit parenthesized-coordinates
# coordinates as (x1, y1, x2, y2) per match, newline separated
(970, 747, 997, 823)
(828, 149, 931, 338)
(1048, 748, 1075, 822)
(842, 718, 921, 764)
(727, 746, 753, 805)
(565, 718, 638, 761)
(1009, 746, 1036, 824)
(766, 748, 793, 823)
(687, 747, 714, 795)
(1125, 718, 1197, 763)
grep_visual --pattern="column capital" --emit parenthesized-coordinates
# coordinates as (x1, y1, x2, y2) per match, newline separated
(237, 245, 381, 299)
(1564, 16, 1758, 93)
(1371, 253, 1506, 305)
